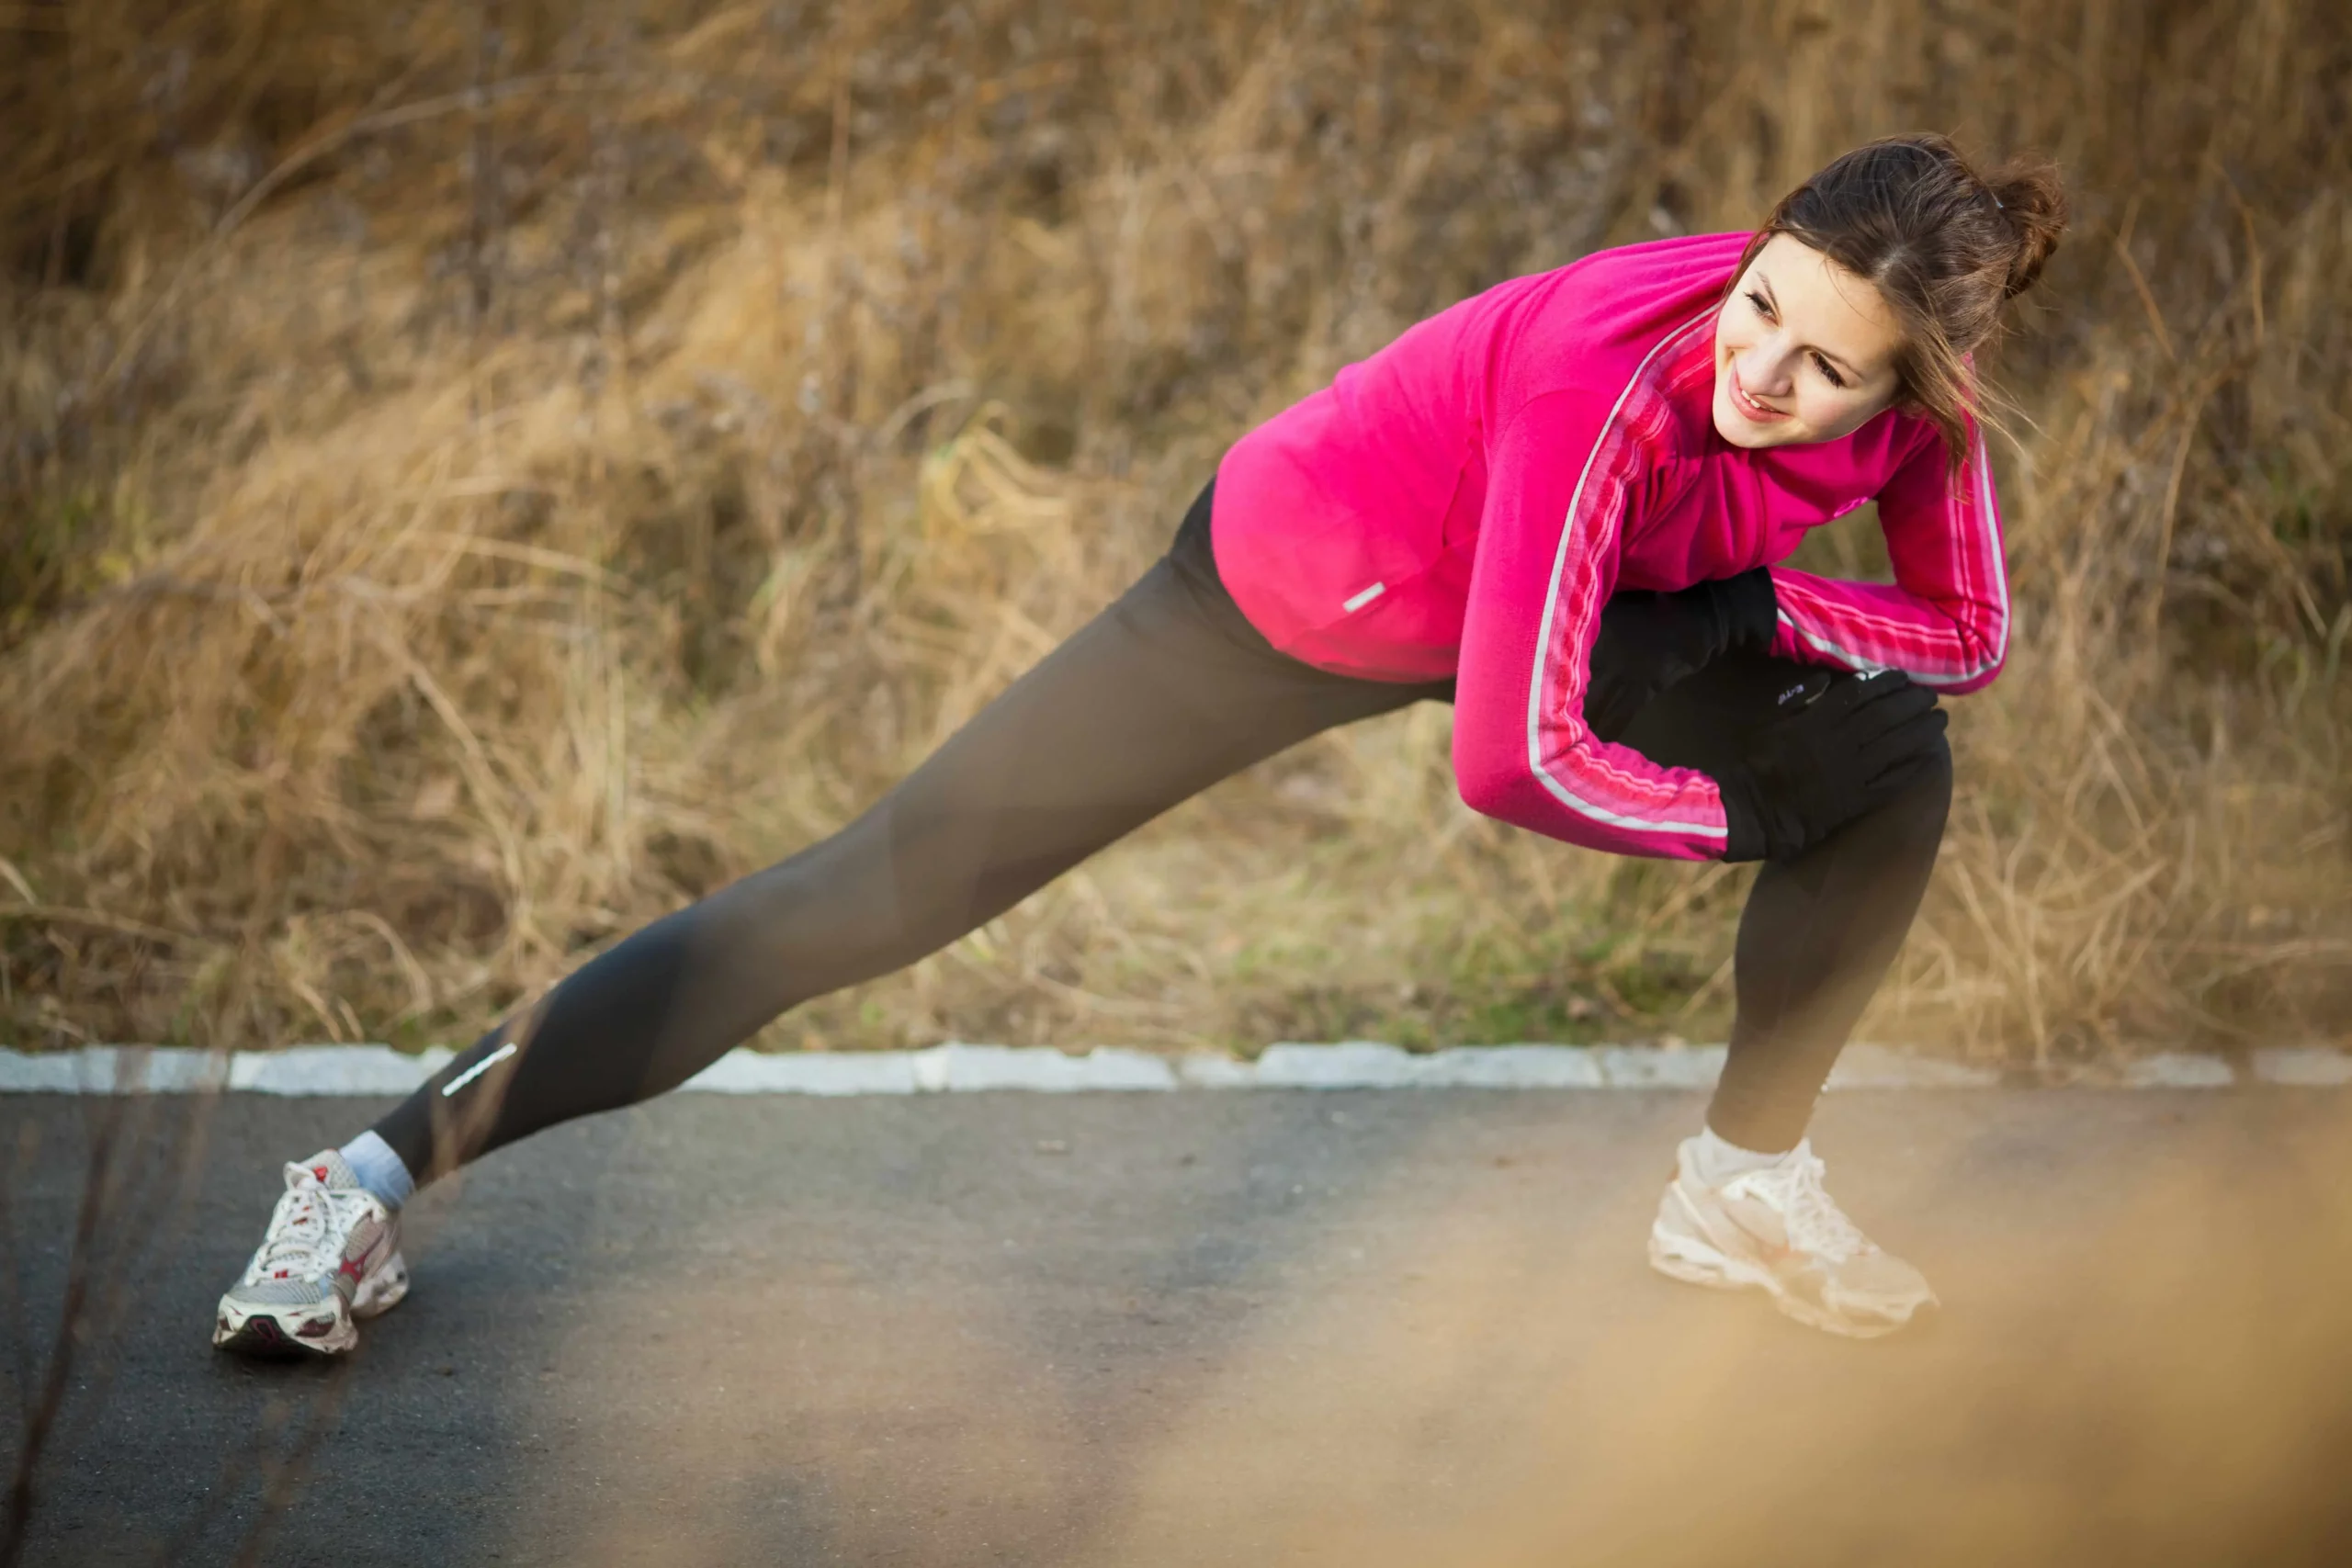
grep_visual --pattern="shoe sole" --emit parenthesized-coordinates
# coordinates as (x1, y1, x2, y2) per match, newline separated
(212, 1252, 411, 1359)
(1648, 1190, 1919, 1341)
(212, 1299, 356, 1357)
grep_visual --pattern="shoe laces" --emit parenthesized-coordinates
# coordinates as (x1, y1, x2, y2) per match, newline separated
(249, 1168, 371, 1281)
(1733, 1144, 1871, 1263)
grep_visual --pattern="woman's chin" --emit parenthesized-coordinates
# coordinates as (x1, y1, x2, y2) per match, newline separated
(1712, 402, 1795, 449)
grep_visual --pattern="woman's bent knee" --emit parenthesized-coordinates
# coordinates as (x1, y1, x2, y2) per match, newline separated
(1891, 728, 1954, 835)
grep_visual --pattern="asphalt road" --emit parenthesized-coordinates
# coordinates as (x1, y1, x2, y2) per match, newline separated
(6, 1088, 2352, 1567)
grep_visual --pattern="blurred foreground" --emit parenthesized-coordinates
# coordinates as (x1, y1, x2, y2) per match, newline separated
(7, 1086, 2352, 1564)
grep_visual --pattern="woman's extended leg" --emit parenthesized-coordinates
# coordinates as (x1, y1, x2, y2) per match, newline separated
(374, 499, 1445, 1184)
(216, 485, 1446, 1353)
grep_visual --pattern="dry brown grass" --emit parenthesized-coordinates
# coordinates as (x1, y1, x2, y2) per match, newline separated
(0, 0, 2346, 1059)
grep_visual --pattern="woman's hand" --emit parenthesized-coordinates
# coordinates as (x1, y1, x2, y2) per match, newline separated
(1584, 568, 1780, 741)
(1714, 669, 1948, 863)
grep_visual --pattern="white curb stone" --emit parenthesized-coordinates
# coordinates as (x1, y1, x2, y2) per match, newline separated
(3, 1043, 2342, 1096)
(0, 1050, 86, 1092)
(230, 1045, 454, 1095)
(2118, 1052, 2238, 1089)
(1173, 1053, 1260, 1088)
(918, 1043, 1178, 1092)
(685, 1050, 924, 1095)
(113, 1049, 233, 1092)
(1826, 1044, 2003, 1089)
(0, 1046, 231, 1094)
(1596, 1045, 1728, 1088)
(1417, 1046, 1609, 1089)
(2249, 1047, 2352, 1087)
(1253, 1042, 1420, 1088)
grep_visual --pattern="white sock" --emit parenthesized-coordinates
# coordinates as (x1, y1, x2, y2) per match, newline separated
(1690, 1124, 1793, 1187)
(338, 1130, 417, 1211)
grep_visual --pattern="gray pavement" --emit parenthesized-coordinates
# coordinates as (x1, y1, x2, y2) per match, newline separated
(6, 1088, 2352, 1566)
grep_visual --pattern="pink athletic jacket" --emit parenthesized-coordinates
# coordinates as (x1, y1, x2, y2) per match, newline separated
(1210, 230, 2009, 863)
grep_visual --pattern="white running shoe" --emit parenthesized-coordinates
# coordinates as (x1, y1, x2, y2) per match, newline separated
(1648, 1137, 1937, 1338)
(213, 1149, 409, 1357)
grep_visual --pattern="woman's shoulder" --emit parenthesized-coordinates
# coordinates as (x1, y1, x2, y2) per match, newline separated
(1531, 230, 1752, 310)
(1482, 231, 1754, 412)
(1573, 228, 1755, 280)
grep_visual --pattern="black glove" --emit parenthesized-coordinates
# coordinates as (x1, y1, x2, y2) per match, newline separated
(1715, 668, 1948, 863)
(1586, 569, 1779, 742)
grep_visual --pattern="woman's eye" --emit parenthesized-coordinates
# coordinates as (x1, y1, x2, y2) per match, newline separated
(1746, 289, 1774, 319)
(1812, 354, 1847, 389)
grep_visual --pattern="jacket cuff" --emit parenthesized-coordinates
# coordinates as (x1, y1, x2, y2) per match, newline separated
(1718, 568, 1780, 651)
(1715, 771, 1770, 863)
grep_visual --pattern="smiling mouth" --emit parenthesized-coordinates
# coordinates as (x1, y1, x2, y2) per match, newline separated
(1728, 366, 1790, 423)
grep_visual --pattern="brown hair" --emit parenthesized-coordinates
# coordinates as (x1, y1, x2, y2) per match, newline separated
(1726, 133, 2070, 470)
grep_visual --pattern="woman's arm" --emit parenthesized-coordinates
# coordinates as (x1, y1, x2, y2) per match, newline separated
(1766, 421, 2010, 694)
(1452, 391, 1735, 862)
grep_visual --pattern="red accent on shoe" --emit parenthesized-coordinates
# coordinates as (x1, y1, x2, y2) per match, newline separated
(314, 1166, 330, 1180)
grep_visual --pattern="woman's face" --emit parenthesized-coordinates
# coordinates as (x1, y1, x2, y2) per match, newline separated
(1712, 232, 1905, 450)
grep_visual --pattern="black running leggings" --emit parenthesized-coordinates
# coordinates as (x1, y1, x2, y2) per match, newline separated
(373, 483, 1950, 1179)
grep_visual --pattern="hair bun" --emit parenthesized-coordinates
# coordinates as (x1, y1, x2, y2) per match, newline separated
(1985, 156, 2069, 299)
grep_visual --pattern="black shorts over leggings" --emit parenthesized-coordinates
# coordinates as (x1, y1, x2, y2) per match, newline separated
(375, 481, 1951, 1176)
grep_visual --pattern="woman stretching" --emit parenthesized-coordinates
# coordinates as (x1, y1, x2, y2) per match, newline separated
(215, 133, 2066, 1351)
